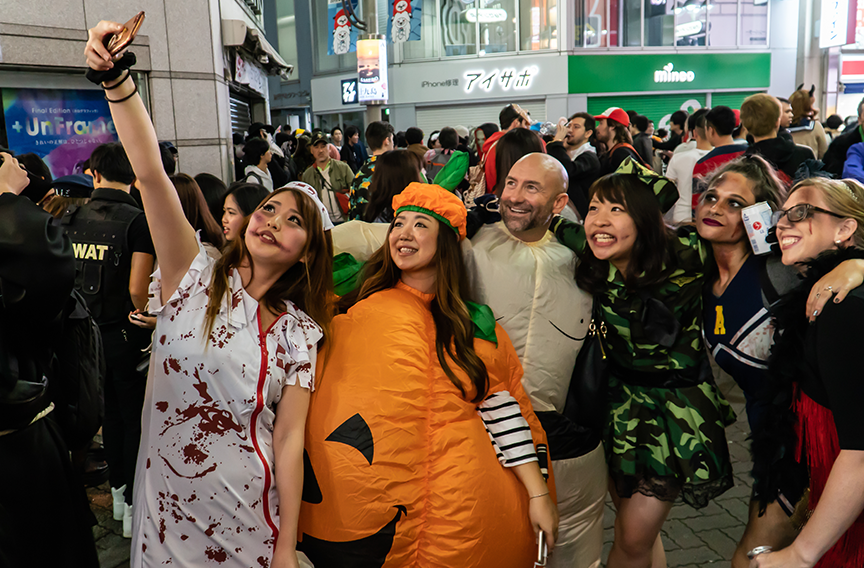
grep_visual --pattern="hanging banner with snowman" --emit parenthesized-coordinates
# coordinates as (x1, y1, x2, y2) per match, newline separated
(328, 0, 359, 55)
(387, 0, 422, 44)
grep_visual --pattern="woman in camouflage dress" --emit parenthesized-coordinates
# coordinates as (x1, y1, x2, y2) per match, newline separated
(553, 158, 736, 568)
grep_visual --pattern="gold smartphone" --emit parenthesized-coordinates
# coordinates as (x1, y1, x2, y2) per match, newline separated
(105, 12, 145, 58)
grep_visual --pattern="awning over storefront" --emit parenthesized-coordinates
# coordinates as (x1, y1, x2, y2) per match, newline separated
(222, 19, 293, 80)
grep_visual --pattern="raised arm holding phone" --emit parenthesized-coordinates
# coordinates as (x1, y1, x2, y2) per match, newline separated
(86, 18, 335, 568)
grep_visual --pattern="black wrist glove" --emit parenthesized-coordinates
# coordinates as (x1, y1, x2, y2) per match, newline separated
(85, 52, 137, 85)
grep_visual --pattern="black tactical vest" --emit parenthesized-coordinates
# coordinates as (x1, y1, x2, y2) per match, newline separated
(61, 193, 143, 326)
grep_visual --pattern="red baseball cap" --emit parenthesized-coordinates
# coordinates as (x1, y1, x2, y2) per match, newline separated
(732, 109, 741, 127)
(594, 107, 630, 128)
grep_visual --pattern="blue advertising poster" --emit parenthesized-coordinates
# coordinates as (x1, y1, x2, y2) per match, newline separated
(387, 0, 422, 43)
(328, 0, 358, 55)
(2, 88, 118, 178)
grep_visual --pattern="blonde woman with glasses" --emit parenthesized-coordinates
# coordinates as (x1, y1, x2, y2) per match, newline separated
(751, 178, 864, 568)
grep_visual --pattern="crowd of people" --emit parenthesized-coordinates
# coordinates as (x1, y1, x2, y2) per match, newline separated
(6, 17, 864, 568)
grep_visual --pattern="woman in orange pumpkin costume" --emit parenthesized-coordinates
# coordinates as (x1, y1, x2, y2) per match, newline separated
(298, 184, 557, 568)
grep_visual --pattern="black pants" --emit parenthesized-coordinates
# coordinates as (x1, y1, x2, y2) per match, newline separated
(101, 323, 149, 505)
(0, 417, 99, 568)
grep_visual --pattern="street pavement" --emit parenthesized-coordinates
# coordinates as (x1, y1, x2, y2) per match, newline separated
(89, 371, 752, 568)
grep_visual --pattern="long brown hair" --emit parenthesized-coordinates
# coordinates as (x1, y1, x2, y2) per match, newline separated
(169, 173, 226, 249)
(607, 119, 633, 148)
(348, 218, 489, 402)
(577, 174, 673, 294)
(43, 195, 90, 218)
(362, 150, 421, 222)
(203, 186, 333, 345)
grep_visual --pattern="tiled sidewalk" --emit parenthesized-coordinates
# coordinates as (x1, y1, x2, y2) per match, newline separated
(90, 372, 752, 568)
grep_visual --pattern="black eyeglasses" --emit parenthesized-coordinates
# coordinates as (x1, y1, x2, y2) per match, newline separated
(771, 203, 846, 225)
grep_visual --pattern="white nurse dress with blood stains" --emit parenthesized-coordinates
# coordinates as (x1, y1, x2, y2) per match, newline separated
(131, 238, 320, 567)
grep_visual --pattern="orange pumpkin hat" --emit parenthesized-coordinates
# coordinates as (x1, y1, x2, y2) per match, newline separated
(392, 182, 467, 241)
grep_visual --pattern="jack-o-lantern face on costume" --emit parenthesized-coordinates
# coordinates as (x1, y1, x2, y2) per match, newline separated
(298, 414, 407, 567)
(296, 283, 553, 568)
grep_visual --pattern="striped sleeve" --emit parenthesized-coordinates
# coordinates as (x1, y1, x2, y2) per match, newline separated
(477, 391, 538, 468)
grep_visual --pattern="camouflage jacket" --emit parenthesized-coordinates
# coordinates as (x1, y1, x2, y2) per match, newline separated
(348, 155, 378, 221)
(553, 219, 710, 376)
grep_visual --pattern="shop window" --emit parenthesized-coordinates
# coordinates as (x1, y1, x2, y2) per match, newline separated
(313, 0, 357, 73)
(441, 0, 478, 56)
(275, 0, 299, 76)
(740, 0, 768, 46)
(576, 0, 767, 48)
(479, 0, 517, 54)
(708, 0, 737, 46)
(576, 0, 608, 47)
(645, 0, 673, 46)
(405, 0, 557, 58)
(520, 0, 558, 50)
(674, 0, 706, 45)
(404, 0, 440, 59)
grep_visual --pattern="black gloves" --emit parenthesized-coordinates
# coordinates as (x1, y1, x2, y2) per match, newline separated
(85, 52, 137, 85)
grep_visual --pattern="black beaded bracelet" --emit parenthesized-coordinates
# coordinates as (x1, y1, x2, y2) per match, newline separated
(105, 81, 138, 104)
(102, 70, 131, 90)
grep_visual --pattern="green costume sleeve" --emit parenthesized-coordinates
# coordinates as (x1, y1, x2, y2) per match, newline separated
(432, 151, 469, 192)
(551, 216, 588, 256)
(333, 252, 363, 297)
(675, 225, 713, 268)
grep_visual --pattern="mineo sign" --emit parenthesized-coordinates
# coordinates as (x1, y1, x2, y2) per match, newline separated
(654, 63, 695, 84)
(569, 53, 770, 93)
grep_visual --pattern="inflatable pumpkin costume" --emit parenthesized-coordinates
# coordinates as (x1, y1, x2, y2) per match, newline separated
(298, 185, 553, 567)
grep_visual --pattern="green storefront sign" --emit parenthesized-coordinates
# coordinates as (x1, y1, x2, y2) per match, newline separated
(586, 91, 762, 130)
(569, 53, 771, 94)
(587, 94, 706, 130)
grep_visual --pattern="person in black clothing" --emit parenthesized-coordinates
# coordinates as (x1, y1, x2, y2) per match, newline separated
(631, 115, 655, 167)
(548, 112, 599, 215)
(395, 130, 408, 148)
(62, 143, 156, 538)
(340, 125, 367, 173)
(593, 107, 643, 175)
(293, 132, 315, 176)
(653, 109, 688, 158)
(0, 152, 100, 568)
(741, 93, 814, 185)
(823, 97, 864, 176)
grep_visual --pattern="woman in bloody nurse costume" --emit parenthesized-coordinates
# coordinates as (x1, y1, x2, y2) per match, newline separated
(85, 20, 334, 567)
(298, 183, 558, 568)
